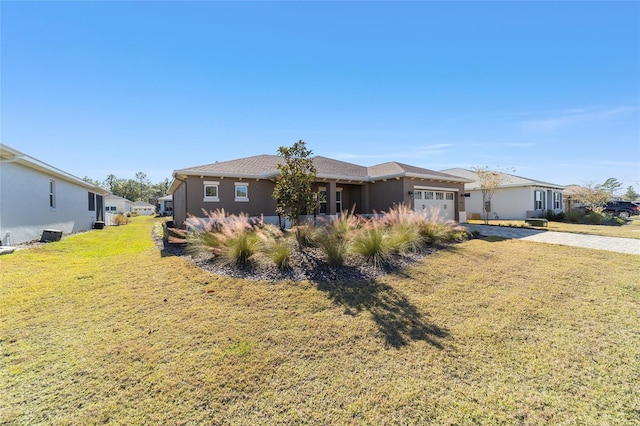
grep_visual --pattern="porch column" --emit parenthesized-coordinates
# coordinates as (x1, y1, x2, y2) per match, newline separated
(328, 181, 337, 216)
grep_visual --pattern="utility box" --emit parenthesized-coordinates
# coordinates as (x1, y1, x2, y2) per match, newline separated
(41, 229, 63, 242)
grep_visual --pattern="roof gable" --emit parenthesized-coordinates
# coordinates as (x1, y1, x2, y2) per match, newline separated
(369, 162, 470, 182)
(1, 143, 109, 195)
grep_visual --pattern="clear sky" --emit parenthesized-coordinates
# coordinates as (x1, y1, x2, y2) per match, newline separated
(2, 1, 639, 192)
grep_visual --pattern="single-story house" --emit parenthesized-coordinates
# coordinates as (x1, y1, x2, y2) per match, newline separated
(105, 195, 134, 214)
(442, 168, 565, 220)
(168, 154, 472, 228)
(0, 143, 109, 245)
(158, 194, 173, 216)
(133, 201, 156, 216)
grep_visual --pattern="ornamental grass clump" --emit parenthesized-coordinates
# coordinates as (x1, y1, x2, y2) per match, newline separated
(351, 223, 391, 268)
(225, 230, 261, 266)
(312, 226, 348, 266)
(265, 239, 293, 270)
(187, 210, 263, 266)
(386, 221, 422, 254)
(258, 224, 293, 270)
(417, 221, 451, 245)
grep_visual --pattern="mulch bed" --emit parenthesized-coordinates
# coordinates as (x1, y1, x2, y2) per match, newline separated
(155, 233, 443, 283)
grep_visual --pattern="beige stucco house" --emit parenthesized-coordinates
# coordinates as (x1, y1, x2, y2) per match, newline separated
(169, 155, 472, 228)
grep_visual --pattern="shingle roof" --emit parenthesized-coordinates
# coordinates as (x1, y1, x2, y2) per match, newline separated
(442, 168, 565, 190)
(173, 155, 471, 184)
(180, 155, 284, 179)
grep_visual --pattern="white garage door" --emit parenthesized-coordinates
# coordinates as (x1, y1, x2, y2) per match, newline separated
(413, 190, 455, 222)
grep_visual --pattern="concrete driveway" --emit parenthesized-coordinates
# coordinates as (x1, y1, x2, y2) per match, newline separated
(463, 224, 640, 255)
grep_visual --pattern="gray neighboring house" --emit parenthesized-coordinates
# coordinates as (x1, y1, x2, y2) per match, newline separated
(0, 143, 109, 245)
(442, 168, 565, 220)
(168, 154, 472, 228)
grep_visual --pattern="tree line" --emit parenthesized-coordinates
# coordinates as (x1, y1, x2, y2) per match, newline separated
(83, 172, 170, 205)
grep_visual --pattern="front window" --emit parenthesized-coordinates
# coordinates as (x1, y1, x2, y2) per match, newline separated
(336, 189, 342, 213)
(203, 181, 220, 202)
(318, 188, 327, 214)
(235, 183, 248, 202)
(553, 192, 562, 210)
(534, 190, 545, 210)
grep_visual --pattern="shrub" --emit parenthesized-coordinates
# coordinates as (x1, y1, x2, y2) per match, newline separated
(113, 213, 129, 226)
(566, 209, 584, 223)
(545, 210, 566, 221)
(584, 211, 604, 225)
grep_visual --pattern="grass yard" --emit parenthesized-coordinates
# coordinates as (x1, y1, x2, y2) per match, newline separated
(468, 216, 640, 239)
(1, 216, 639, 424)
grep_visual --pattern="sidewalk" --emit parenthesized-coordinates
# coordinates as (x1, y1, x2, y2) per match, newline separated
(463, 224, 640, 255)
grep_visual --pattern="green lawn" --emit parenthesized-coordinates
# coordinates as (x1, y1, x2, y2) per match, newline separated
(1, 216, 639, 424)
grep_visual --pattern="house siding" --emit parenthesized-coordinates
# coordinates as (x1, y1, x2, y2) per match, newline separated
(0, 161, 104, 245)
(464, 186, 563, 220)
(170, 159, 471, 227)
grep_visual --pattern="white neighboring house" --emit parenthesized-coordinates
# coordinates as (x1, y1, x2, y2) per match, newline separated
(158, 194, 173, 216)
(442, 168, 565, 220)
(0, 144, 109, 246)
(104, 195, 134, 215)
(132, 201, 155, 216)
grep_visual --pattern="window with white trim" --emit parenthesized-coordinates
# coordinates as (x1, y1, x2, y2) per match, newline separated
(436, 192, 444, 200)
(446, 192, 454, 201)
(234, 182, 248, 202)
(414, 190, 423, 200)
(553, 192, 562, 210)
(49, 180, 56, 208)
(534, 190, 545, 210)
(88, 192, 96, 211)
(425, 191, 434, 200)
(203, 181, 220, 202)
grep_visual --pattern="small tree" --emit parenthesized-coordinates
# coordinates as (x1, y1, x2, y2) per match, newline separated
(272, 140, 319, 230)
(596, 178, 623, 198)
(571, 183, 610, 213)
(472, 166, 508, 224)
(622, 185, 640, 201)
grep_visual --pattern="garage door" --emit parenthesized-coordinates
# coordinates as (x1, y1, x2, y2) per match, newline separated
(413, 190, 455, 222)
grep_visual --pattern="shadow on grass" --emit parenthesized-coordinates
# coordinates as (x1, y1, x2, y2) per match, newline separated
(316, 278, 449, 349)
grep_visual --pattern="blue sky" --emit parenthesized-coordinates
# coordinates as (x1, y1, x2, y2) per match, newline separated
(2, 1, 639, 192)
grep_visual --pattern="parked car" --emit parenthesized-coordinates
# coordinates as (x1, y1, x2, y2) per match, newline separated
(603, 201, 640, 218)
